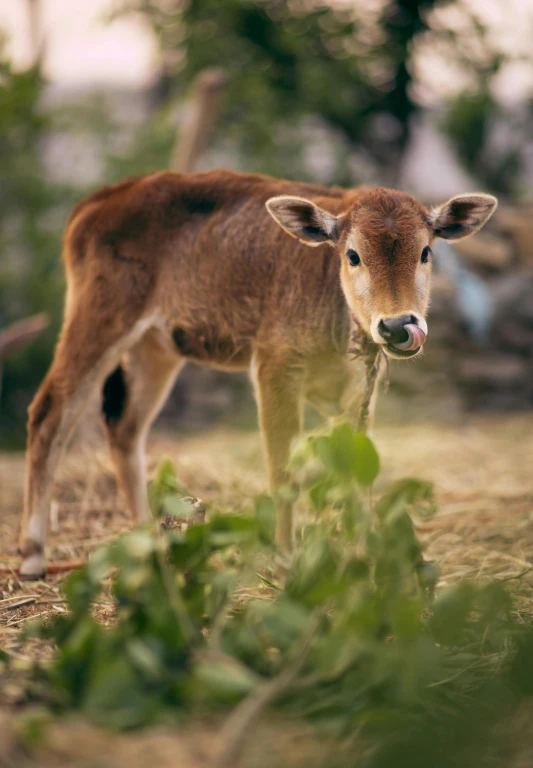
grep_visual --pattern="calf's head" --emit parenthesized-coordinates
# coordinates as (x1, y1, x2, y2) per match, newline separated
(267, 188, 497, 359)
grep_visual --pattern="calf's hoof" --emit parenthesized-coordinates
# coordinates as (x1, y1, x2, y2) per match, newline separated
(20, 553, 46, 580)
(19, 540, 46, 580)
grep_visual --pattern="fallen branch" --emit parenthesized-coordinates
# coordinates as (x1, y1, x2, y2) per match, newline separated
(6, 610, 50, 627)
(0, 312, 49, 361)
(0, 560, 85, 578)
(0, 312, 50, 402)
(213, 612, 321, 768)
(0, 594, 39, 605)
(1, 597, 36, 611)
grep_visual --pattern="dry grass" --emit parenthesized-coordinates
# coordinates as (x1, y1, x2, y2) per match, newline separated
(1, 416, 533, 764)
(2, 417, 533, 650)
(375, 417, 533, 620)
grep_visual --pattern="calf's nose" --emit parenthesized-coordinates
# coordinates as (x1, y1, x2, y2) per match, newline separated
(378, 315, 414, 345)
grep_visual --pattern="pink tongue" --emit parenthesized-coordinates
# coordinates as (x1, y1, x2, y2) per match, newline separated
(393, 323, 427, 351)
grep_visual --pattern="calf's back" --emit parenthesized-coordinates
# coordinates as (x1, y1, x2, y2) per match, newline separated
(64, 170, 362, 368)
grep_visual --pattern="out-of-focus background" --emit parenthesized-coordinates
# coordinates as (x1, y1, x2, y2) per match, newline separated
(3, 6, 533, 763)
(1, 0, 533, 444)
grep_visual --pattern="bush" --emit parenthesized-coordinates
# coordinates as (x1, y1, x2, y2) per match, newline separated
(22, 424, 533, 764)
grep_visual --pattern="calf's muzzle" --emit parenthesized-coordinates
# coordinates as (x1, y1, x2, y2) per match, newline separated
(378, 315, 427, 352)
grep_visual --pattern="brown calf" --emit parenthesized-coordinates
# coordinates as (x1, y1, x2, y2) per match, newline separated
(19, 170, 497, 577)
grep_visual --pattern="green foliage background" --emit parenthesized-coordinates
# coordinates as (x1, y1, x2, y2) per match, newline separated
(1, 0, 532, 441)
(0, 50, 68, 445)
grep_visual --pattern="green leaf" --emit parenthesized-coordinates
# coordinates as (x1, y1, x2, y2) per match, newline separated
(308, 478, 336, 511)
(148, 459, 189, 517)
(122, 531, 155, 560)
(248, 598, 311, 651)
(126, 639, 164, 679)
(255, 495, 276, 545)
(314, 424, 380, 486)
(162, 494, 197, 519)
(83, 655, 154, 729)
(286, 538, 338, 606)
(378, 479, 436, 520)
(193, 657, 261, 702)
(209, 514, 258, 548)
(88, 545, 112, 583)
(391, 597, 424, 641)
(430, 584, 474, 646)
(350, 432, 380, 487)
(509, 631, 533, 696)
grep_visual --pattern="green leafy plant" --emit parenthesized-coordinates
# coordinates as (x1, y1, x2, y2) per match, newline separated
(26, 424, 533, 764)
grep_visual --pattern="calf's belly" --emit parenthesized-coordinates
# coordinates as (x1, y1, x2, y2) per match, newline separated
(171, 324, 253, 370)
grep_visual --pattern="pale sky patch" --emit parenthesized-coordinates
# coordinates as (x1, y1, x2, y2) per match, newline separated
(0, 0, 159, 86)
(0, 0, 531, 104)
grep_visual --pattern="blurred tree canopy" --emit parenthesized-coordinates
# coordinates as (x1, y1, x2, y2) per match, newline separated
(113, 0, 533, 191)
(418, 0, 533, 196)
(0, 40, 74, 445)
(444, 90, 522, 196)
(112, 0, 439, 184)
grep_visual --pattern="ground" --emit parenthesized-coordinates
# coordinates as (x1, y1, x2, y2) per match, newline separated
(1, 416, 533, 765)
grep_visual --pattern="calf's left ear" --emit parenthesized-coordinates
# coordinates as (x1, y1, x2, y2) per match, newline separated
(429, 193, 498, 241)
(266, 196, 339, 247)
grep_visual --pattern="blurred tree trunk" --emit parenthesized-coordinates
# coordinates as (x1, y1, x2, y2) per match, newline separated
(170, 68, 227, 173)
(0, 313, 49, 403)
(26, 0, 45, 67)
(379, 0, 437, 186)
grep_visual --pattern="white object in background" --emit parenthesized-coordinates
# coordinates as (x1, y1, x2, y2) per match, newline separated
(433, 241, 494, 344)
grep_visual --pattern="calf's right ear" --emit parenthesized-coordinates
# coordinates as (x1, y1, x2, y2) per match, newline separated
(266, 196, 339, 247)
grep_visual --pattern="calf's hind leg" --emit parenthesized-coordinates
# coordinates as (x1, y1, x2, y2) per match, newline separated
(20, 312, 151, 579)
(102, 330, 181, 524)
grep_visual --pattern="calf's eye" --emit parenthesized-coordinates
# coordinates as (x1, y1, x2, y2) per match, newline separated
(347, 249, 361, 266)
(421, 246, 431, 264)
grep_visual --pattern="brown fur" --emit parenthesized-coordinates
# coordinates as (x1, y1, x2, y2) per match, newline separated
(18, 170, 497, 575)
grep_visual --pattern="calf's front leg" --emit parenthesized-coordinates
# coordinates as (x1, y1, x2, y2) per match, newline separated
(251, 351, 304, 550)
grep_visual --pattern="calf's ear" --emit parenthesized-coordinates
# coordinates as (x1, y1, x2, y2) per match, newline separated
(266, 196, 339, 246)
(429, 193, 498, 241)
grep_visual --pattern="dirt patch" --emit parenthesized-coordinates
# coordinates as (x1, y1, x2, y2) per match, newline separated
(0, 709, 333, 768)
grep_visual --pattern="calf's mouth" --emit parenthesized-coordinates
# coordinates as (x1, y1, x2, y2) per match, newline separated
(385, 323, 427, 359)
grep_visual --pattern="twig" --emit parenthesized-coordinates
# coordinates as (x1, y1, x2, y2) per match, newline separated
(0, 560, 85, 578)
(427, 658, 487, 688)
(213, 612, 321, 768)
(1, 597, 36, 611)
(0, 594, 39, 605)
(33, 599, 111, 606)
(255, 573, 282, 591)
(497, 568, 533, 583)
(0, 313, 49, 360)
(5, 611, 49, 627)
(1, 598, 111, 625)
